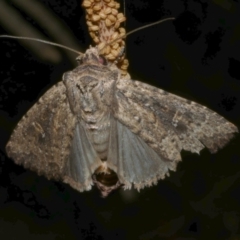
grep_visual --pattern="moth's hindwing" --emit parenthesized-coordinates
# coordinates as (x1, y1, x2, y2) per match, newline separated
(107, 117, 173, 191)
(64, 123, 103, 191)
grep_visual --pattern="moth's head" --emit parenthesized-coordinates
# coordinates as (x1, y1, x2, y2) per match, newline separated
(76, 46, 108, 66)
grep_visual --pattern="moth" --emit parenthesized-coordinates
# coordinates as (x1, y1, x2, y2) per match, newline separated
(5, 44, 238, 197)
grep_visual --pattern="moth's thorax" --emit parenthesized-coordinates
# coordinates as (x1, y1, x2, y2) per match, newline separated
(63, 67, 115, 116)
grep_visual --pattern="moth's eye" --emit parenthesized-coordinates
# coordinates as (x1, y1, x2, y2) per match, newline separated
(76, 56, 83, 65)
(99, 55, 107, 65)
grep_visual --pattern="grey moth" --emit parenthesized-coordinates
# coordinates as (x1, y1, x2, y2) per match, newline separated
(6, 46, 238, 197)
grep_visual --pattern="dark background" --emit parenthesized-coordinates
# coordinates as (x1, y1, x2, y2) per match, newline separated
(0, 0, 240, 239)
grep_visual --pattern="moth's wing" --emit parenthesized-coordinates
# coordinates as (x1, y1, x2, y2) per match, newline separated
(107, 78, 238, 190)
(107, 117, 173, 190)
(64, 122, 103, 191)
(6, 82, 102, 192)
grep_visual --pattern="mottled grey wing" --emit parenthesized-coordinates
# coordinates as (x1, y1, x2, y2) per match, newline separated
(6, 82, 101, 192)
(64, 123, 103, 191)
(108, 78, 238, 189)
(107, 117, 175, 191)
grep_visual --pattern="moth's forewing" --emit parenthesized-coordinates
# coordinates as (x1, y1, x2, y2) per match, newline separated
(5, 81, 101, 192)
(114, 78, 238, 154)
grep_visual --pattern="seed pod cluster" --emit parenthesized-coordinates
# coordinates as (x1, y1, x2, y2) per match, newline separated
(82, 0, 129, 76)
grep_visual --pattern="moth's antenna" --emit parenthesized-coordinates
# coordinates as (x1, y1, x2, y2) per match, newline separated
(99, 17, 175, 52)
(122, 0, 127, 59)
(0, 35, 82, 55)
(126, 17, 175, 38)
(123, 0, 126, 18)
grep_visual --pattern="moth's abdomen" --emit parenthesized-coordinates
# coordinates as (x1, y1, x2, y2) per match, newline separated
(89, 127, 110, 160)
(85, 113, 111, 160)
(93, 165, 122, 198)
(94, 166, 119, 186)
